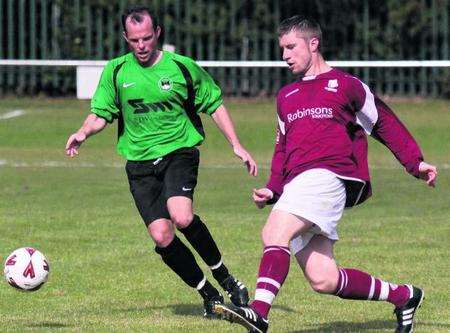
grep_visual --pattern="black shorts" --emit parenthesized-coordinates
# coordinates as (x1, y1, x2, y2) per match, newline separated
(125, 147, 199, 226)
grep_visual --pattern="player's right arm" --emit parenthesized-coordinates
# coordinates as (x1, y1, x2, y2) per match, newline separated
(66, 59, 122, 157)
(254, 101, 287, 209)
(65, 114, 107, 157)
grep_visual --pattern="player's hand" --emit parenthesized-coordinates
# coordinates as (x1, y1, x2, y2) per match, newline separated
(418, 161, 437, 187)
(233, 144, 258, 176)
(65, 132, 86, 157)
(253, 188, 273, 209)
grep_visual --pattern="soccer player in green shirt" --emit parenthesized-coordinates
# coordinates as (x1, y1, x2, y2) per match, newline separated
(65, 5, 257, 317)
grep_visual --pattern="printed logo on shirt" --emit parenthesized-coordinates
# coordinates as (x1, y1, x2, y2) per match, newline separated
(128, 99, 173, 114)
(159, 78, 173, 91)
(325, 79, 338, 92)
(287, 107, 333, 123)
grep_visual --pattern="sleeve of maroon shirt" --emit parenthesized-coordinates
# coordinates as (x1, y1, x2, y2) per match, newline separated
(349, 78, 424, 178)
(266, 95, 286, 200)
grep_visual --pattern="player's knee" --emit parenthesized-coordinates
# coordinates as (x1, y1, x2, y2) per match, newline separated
(308, 276, 337, 294)
(261, 224, 287, 246)
(171, 213, 194, 229)
(149, 225, 174, 247)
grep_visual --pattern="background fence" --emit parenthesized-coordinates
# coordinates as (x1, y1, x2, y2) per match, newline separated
(0, 0, 449, 97)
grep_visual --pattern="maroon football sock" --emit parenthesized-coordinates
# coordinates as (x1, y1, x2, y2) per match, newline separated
(335, 268, 411, 307)
(250, 246, 291, 319)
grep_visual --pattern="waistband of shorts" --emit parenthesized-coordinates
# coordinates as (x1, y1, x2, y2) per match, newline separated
(126, 146, 198, 165)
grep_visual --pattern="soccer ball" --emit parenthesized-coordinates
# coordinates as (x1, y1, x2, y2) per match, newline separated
(4, 247, 50, 291)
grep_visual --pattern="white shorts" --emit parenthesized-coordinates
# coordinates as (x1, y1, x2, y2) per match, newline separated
(272, 168, 346, 255)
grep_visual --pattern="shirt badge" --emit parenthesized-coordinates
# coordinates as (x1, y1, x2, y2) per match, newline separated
(325, 79, 338, 92)
(159, 78, 173, 91)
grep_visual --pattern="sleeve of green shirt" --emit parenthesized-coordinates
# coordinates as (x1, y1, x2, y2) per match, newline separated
(90, 60, 121, 123)
(187, 60, 224, 115)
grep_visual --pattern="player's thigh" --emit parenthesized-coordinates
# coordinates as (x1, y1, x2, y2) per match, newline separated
(273, 169, 346, 240)
(295, 234, 339, 293)
(164, 147, 199, 199)
(125, 160, 171, 225)
(164, 147, 199, 227)
(262, 209, 314, 247)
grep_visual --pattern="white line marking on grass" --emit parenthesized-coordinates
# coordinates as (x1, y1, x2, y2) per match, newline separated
(0, 160, 449, 170)
(0, 160, 118, 168)
(0, 109, 26, 120)
(0, 160, 266, 169)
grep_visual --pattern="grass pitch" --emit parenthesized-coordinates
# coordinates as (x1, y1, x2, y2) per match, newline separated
(0, 97, 449, 332)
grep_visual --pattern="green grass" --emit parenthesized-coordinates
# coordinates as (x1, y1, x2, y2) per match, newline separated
(0, 97, 449, 332)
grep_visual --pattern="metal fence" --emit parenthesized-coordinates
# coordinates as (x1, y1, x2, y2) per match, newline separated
(0, 0, 449, 97)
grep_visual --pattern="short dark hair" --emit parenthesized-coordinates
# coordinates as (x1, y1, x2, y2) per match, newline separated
(278, 16, 322, 48)
(121, 5, 159, 33)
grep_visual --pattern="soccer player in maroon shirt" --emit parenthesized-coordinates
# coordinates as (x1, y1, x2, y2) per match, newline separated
(213, 16, 437, 333)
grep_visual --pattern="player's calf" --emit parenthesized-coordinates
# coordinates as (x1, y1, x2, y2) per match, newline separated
(308, 276, 338, 294)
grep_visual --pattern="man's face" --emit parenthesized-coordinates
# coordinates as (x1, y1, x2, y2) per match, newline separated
(123, 14, 160, 65)
(279, 30, 314, 75)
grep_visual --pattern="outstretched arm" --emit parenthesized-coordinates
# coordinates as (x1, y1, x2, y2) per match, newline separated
(348, 78, 437, 187)
(211, 104, 258, 176)
(369, 97, 437, 187)
(65, 113, 107, 157)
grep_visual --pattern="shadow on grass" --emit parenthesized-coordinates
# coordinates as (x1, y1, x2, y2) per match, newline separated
(287, 320, 450, 332)
(26, 322, 69, 328)
(115, 303, 295, 317)
(156, 303, 295, 317)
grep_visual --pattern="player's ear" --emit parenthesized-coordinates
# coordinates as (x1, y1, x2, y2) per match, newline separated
(155, 25, 161, 39)
(122, 30, 128, 43)
(310, 37, 319, 52)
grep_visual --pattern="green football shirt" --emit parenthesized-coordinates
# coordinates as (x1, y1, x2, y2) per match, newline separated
(91, 51, 223, 161)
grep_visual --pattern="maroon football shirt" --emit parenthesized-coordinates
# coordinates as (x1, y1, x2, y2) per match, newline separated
(266, 68, 423, 207)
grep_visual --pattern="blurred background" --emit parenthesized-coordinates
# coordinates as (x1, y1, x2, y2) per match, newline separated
(0, 0, 449, 98)
(1, 2, 450, 331)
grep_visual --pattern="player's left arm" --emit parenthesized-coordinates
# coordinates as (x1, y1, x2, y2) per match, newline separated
(211, 105, 258, 176)
(349, 79, 437, 187)
(188, 59, 257, 176)
(371, 97, 437, 187)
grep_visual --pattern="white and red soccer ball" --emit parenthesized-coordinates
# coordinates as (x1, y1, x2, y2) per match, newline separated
(4, 247, 50, 291)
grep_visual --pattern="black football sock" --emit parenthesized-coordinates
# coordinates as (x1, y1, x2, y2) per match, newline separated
(178, 215, 231, 284)
(197, 278, 222, 301)
(211, 262, 230, 285)
(155, 235, 204, 288)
